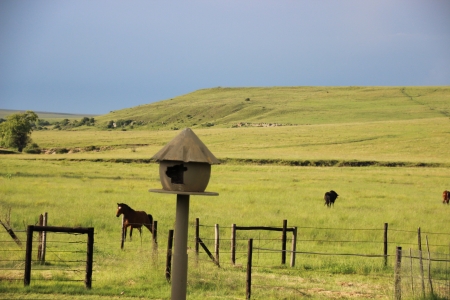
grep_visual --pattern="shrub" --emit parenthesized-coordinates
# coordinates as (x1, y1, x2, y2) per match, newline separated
(24, 143, 41, 154)
(55, 148, 69, 154)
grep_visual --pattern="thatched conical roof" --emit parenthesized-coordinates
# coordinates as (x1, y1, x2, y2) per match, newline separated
(152, 128, 220, 164)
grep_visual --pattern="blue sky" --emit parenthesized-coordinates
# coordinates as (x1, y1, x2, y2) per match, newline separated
(1, 1, 449, 115)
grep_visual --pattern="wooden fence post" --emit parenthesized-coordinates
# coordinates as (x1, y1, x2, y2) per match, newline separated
(37, 214, 43, 261)
(24, 225, 34, 286)
(394, 246, 402, 300)
(290, 227, 297, 267)
(246, 239, 253, 300)
(426, 236, 434, 296)
(121, 215, 125, 249)
(152, 220, 158, 251)
(418, 227, 425, 298)
(231, 224, 236, 265)
(41, 212, 48, 265)
(195, 218, 200, 259)
(166, 229, 174, 282)
(215, 224, 219, 265)
(384, 223, 388, 267)
(281, 220, 287, 265)
(85, 227, 94, 289)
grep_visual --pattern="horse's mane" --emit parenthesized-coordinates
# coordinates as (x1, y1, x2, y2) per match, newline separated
(118, 203, 134, 212)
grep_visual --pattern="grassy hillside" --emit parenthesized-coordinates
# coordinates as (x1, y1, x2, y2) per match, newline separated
(95, 86, 450, 130)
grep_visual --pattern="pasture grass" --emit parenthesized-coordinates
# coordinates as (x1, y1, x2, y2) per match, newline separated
(1, 157, 449, 299)
(10, 115, 450, 165)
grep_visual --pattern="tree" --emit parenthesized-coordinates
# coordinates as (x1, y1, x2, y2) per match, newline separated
(0, 111, 38, 152)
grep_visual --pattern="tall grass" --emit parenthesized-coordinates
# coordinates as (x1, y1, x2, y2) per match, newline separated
(1, 158, 449, 299)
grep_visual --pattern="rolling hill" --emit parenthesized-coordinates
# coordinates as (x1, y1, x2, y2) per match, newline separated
(94, 86, 450, 130)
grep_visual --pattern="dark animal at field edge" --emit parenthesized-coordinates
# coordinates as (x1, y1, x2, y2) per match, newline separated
(324, 190, 339, 207)
(116, 203, 153, 240)
(443, 190, 449, 204)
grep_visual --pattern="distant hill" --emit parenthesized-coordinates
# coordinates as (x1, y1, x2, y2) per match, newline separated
(3, 86, 448, 130)
(0, 109, 98, 120)
(94, 86, 450, 130)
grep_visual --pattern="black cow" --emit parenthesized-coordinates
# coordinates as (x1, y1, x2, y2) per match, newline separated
(324, 190, 339, 207)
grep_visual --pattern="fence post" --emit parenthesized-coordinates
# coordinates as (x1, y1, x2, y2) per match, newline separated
(281, 220, 287, 265)
(394, 246, 402, 300)
(246, 239, 253, 300)
(195, 218, 200, 259)
(215, 224, 219, 265)
(85, 227, 94, 289)
(121, 215, 125, 249)
(24, 225, 34, 286)
(290, 227, 297, 267)
(38, 214, 43, 261)
(384, 223, 388, 267)
(166, 229, 174, 282)
(41, 212, 48, 265)
(426, 236, 434, 296)
(418, 227, 425, 298)
(231, 224, 236, 265)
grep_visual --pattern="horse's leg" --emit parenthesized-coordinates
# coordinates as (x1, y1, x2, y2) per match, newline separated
(130, 227, 133, 241)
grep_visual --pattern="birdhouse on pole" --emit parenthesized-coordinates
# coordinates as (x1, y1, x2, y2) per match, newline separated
(149, 128, 219, 300)
(151, 127, 220, 193)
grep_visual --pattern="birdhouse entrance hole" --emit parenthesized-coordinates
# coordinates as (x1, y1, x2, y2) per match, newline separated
(165, 164, 188, 184)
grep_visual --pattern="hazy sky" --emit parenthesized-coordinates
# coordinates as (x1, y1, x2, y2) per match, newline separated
(1, 1, 449, 115)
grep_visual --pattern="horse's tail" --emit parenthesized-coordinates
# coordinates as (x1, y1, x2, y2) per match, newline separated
(147, 214, 153, 233)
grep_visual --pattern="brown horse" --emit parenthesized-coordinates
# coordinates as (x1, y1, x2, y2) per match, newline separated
(116, 203, 153, 241)
(443, 190, 449, 204)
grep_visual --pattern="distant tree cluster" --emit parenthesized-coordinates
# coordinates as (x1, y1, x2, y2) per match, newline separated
(53, 117, 96, 130)
(106, 119, 143, 130)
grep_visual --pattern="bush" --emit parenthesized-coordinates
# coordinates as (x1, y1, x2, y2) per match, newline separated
(24, 143, 41, 154)
(55, 148, 69, 154)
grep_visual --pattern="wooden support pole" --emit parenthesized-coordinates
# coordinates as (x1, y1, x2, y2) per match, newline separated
(37, 214, 43, 261)
(394, 246, 402, 300)
(231, 224, 236, 265)
(290, 227, 297, 267)
(41, 212, 47, 265)
(152, 220, 158, 251)
(426, 236, 434, 297)
(418, 227, 425, 298)
(281, 219, 287, 265)
(121, 215, 125, 250)
(171, 194, 190, 300)
(85, 227, 94, 289)
(195, 218, 200, 256)
(384, 223, 388, 267)
(24, 225, 33, 286)
(246, 239, 253, 300)
(215, 224, 219, 265)
(166, 229, 174, 282)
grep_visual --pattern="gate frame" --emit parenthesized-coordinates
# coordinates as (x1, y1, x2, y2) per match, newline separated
(24, 225, 94, 289)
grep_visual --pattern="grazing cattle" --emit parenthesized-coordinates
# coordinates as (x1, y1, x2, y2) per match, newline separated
(324, 190, 339, 207)
(443, 190, 449, 204)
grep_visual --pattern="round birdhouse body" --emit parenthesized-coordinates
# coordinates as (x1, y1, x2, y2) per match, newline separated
(159, 161, 211, 192)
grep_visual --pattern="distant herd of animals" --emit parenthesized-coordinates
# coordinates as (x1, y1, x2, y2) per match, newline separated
(115, 190, 449, 242)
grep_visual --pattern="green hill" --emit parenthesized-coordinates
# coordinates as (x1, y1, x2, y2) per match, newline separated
(95, 86, 450, 130)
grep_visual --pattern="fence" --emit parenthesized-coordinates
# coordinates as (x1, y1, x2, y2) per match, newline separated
(1, 224, 95, 288)
(192, 219, 450, 299)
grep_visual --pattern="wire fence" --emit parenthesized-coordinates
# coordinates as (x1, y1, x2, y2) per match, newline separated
(0, 228, 93, 285)
(396, 248, 450, 299)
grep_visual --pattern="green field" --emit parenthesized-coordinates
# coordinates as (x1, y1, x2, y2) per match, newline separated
(1, 86, 450, 299)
